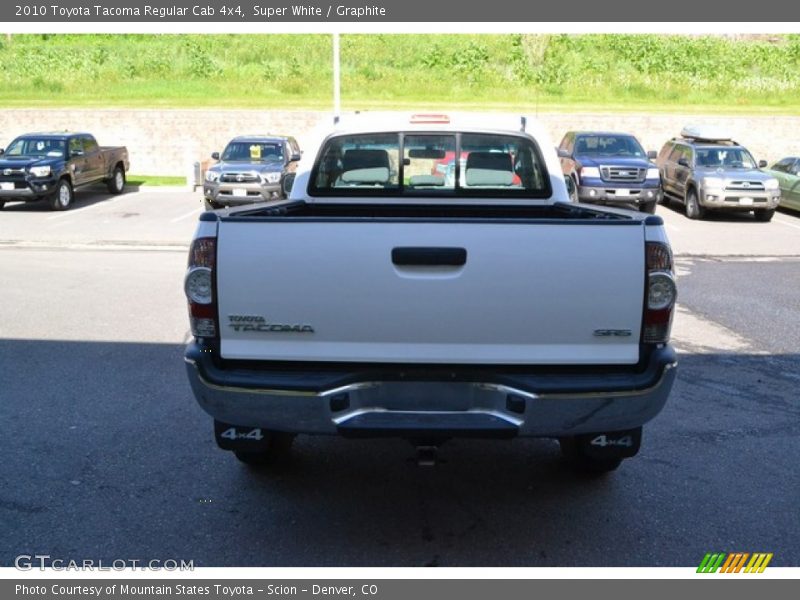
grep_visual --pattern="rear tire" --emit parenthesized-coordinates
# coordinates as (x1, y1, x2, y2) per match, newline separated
(50, 179, 73, 211)
(685, 188, 705, 220)
(233, 432, 295, 467)
(754, 208, 775, 222)
(106, 165, 125, 194)
(559, 437, 623, 475)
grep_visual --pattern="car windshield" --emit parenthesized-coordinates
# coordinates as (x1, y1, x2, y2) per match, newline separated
(695, 147, 757, 169)
(574, 135, 645, 158)
(222, 142, 284, 162)
(311, 132, 550, 198)
(5, 138, 66, 158)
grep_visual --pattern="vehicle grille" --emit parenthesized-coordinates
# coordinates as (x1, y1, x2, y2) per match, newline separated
(726, 181, 765, 191)
(220, 172, 260, 184)
(0, 168, 27, 180)
(600, 166, 646, 183)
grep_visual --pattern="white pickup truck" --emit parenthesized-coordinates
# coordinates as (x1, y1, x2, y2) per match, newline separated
(184, 113, 678, 474)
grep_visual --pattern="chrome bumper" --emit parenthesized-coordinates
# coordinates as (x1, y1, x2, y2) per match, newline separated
(185, 345, 677, 438)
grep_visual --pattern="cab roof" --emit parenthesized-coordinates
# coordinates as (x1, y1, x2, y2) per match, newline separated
(18, 131, 93, 139)
(325, 112, 546, 137)
(230, 135, 289, 143)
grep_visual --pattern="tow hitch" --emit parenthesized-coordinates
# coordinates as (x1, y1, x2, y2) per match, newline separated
(415, 445, 439, 467)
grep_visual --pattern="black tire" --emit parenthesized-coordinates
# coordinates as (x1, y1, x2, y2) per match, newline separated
(233, 432, 295, 467)
(559, 437, 623, 475)
(49, 178, 73, 211)
(203, 198, 222, 211)
(754, 208, 775, 222)
(640, 199, 657, 214)
(0, 200, 5, 210)
(685, 188, 705, 220)
(106, 165, 125, 194)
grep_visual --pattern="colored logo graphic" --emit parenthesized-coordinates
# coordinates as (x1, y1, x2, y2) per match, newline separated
(697, 552, 773, 573)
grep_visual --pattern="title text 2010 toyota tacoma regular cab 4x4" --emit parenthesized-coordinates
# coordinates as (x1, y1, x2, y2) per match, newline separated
(183, 114, 678, 474)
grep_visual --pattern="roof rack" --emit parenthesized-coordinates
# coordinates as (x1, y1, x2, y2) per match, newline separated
(679, 125, 735, 143)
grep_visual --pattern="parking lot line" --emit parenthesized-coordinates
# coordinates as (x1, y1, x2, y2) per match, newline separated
(773, 217, 800, 231)
(170, 207, 202, 223)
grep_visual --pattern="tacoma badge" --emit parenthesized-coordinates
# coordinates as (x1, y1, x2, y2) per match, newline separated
(228, 315, 314, 333)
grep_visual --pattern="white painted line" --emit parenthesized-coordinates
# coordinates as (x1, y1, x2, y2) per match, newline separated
(170, 207, 202, 223)
(664, 223, 682, 233)
(773, 217, 800, 231)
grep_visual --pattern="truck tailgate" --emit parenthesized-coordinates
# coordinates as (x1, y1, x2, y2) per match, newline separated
(216, 220, 645, 365)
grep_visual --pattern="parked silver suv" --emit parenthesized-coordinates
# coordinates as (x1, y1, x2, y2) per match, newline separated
(203, 135, 301, 210)
(657, 126, 780, 221)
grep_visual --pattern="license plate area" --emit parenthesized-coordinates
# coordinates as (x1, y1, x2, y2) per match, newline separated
(739, 197, 754, 206)
(232, 188, 248, 197)
(0, 182, 14, 191)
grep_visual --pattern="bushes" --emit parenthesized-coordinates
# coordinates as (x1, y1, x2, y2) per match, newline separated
(1, 34, 799, 110)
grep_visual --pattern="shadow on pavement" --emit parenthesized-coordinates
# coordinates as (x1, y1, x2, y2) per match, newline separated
(0, 339, 797, 567)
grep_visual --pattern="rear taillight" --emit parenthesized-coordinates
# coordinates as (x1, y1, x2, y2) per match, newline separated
(642, 242, 676, 344)
(185, 237, 218, 339)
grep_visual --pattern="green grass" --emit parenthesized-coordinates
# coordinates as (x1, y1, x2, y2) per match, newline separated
(126, 174, 186, 186)
(3, 34, 800, 113)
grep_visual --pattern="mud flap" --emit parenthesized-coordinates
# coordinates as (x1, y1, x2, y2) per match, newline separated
(575, 427, 642, 459)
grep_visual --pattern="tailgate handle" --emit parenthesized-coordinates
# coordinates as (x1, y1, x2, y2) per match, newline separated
(392, 247, 467, 267)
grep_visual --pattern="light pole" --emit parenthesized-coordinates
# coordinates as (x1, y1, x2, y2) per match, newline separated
(333, 33, 341, 122)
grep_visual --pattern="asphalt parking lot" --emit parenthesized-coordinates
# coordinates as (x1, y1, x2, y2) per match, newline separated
(0, 189, 798, 567)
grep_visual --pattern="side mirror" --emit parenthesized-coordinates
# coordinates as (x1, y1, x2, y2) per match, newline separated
(71, 150, 84, 157)
(282, 172, 296, 197)
(557, 148, 570, 159)
(758, 160, 767, 168)
(289, 152, 302, 162)
(677, 158, 690, 168)
(647, 150, 657, 160)
(211, 152, 220, 160)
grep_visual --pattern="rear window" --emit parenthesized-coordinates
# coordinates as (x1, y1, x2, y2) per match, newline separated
(310, 132, 551, 198)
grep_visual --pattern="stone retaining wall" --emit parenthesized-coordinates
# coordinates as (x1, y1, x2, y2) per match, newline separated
(1, 109, 796, 177)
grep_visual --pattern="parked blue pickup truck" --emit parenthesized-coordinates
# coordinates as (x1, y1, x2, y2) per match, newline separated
(558, 131, 661, 213)
(0, 132, 129, 211)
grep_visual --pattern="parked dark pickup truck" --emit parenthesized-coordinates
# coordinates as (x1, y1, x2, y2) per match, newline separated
(0, 132, 129, 211)
(558, 131, 661, 213)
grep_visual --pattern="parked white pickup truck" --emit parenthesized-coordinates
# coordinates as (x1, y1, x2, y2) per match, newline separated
(184, 113, 678, 474)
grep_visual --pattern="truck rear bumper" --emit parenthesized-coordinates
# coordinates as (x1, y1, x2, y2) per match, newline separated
(185, 344, 677, 438)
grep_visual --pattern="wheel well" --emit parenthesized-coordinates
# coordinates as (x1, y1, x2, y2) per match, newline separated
(59, 174, 72, 186)
(685, 182, 697, 199)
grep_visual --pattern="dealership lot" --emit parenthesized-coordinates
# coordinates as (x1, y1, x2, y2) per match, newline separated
(0, 190, 798, 567)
